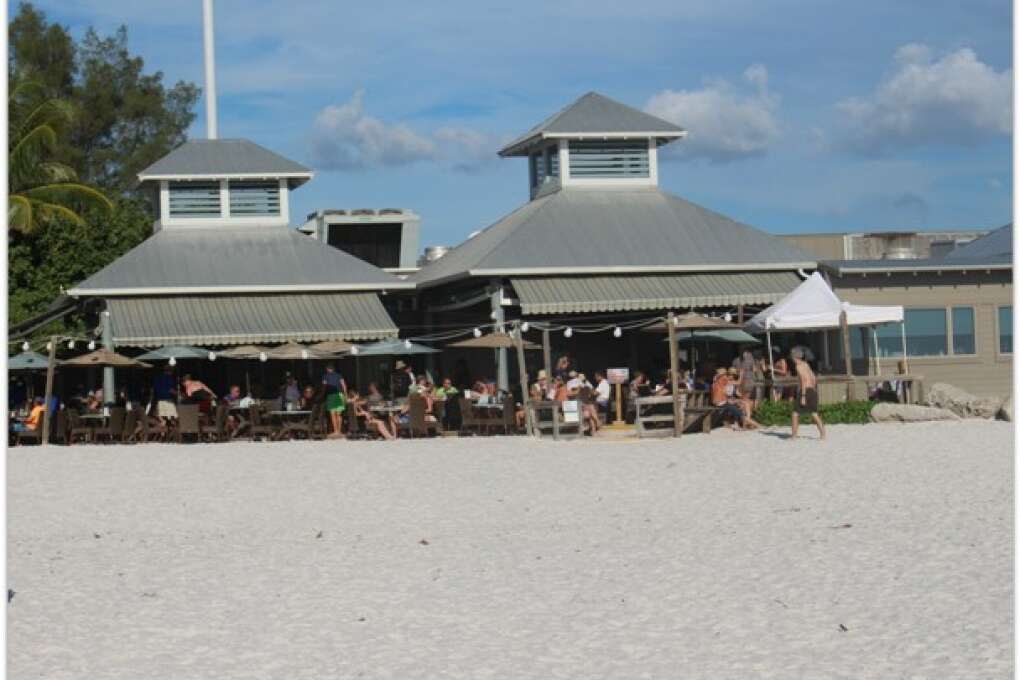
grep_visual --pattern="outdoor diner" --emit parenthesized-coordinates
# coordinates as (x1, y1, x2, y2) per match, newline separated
(9, 273, 921, 446)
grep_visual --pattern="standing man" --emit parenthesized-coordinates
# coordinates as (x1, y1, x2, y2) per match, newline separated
(790, 347, 825, 440)
(153, 365, 178, 422)
(321, 364, 348, 438)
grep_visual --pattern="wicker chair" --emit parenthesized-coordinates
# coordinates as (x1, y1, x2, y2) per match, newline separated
(397, 395, 436, 438)
(92, 407, 126, 443)
(175, 404, 202, 443)
(248, 406, 277, 441)
(201, 403, 230, 442)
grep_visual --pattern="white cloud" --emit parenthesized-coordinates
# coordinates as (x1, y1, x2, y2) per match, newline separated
(645, 64, 781, 162)
(836, 44, 1012, 153)
(309, 91, 500, 171)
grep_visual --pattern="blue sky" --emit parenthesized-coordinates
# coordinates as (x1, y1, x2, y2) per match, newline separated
(28, 0, 1013, 247)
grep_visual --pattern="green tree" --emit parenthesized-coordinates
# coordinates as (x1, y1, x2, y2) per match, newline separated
(8, 82, 113, 233)
(8, 2, 199, 341)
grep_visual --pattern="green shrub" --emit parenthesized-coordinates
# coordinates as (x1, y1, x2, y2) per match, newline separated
(752, 400, 875, 426)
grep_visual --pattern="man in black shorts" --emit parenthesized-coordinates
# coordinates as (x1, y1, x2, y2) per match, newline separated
(790, 347, 825, 440)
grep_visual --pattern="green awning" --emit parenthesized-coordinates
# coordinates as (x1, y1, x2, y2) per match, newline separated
(512, 272, 801, 315)
(108, 293, 398, 347)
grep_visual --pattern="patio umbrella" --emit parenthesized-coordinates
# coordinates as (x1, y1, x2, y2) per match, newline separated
(643, 313, 737, 333)
(262, 341, 333, 360)
(137, 345, 211, 361)
(448, 333, 541, 350)
(7, 350, 50, 371)
(218, 344, 270, 359)
(60, 348, 151, 369)
(352, 338, 440, 356)
(307, 340, 354, 355)
(665, 329, 760, 344)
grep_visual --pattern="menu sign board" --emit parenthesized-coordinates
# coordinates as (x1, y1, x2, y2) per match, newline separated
(606, 368, 630, 385)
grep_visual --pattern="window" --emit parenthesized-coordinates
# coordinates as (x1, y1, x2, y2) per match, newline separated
(999, 306, 1013, 354)
(951, 307, 975, 355)
(229, 181, 280, 216)
(903, 308, 948, 357)
(874, 323, 903, 357)
(168, 182, 221, 218)
(545, 147, 559, 180)
(568, 141, 649, 178)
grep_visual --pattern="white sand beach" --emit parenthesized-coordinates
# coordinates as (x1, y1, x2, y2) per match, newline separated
(8, 421, 1013, 679)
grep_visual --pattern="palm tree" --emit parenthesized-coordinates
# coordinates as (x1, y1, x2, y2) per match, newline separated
(8, 82, 112, 234)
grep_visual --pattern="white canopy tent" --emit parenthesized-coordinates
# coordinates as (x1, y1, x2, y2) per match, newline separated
(745, 273, 906, 376)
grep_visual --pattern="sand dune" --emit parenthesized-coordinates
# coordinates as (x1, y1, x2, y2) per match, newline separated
(8, 421, 1013, 679)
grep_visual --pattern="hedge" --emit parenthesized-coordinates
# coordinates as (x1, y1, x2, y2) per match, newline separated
(752, 400, 875, 426)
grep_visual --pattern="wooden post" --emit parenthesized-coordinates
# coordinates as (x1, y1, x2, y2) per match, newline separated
(737, 304, 745, 325)
(840, 309, 854, 400)
(513, 322, 535, 436)
(541, 328, 551, 382)
(613, 383, 624, 426)
(666, 312, 682, 438)
(41, 335, 57, 446)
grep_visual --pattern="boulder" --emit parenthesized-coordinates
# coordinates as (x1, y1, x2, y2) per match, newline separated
(998, 395, 1013, 422)
(871, 402, 960, 423)
(926, 382, 1002, 419)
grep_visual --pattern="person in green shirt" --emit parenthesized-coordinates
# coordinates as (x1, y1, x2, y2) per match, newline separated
(434, 377, 459, 400)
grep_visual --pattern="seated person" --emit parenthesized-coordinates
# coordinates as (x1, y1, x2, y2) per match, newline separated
(12, 397, 46, 435)
(365, 382, 385, 405)
(223, 385, 242, 405)
(298, 385, 317, 410)
(434, 378, 459, 401)
(711, 368, 760, 431)
(348, 390, 395, 440)
(84, 390, 102, 413)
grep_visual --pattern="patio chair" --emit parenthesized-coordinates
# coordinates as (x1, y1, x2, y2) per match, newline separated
(175, 404, 202, 443)
(201, 403, 230, 442)
(458, 397, 487, 435)
(120, 408, 139, 444)
(52, 409, 67, 445)
(15, 422, 41, 446)
(495, 399, 517, 435)
(397, 395, 436, 438)
(66, 411, 92, 445)
(247, 406, 277, 442)
(346, 406, 369, 440)
(92, 407, 126, 443)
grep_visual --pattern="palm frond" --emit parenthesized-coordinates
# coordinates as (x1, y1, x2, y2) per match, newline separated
(8, 195, 33, 233)
(21, 183, 113, 215)
(29, 199, 87, 227)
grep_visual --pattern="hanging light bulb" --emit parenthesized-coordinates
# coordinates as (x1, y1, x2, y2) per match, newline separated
(301, 349, 309, 359)
(67, 339, 75, 349)
(88, 340, 96, 350)
(208, 351, 217, 361)
(350, 345, 360, 356)
(613, 327, 623, 338)
(564, 327, 573, 338)
(168, 356, 177, 366)
(723, 312, 733, 323)
(520, 321, 529, 333)
(473, 328, 482, 338)
(21, 341, 29, 352)
(259, 352, 268, 362)
(404, 339, 413, 349)
(489, 310, 497, 320)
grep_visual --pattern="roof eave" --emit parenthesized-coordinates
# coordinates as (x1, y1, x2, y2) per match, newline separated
(68, 282, 415, 297)
(498, 130, 687, 157)
(824, 262, 1011, 275)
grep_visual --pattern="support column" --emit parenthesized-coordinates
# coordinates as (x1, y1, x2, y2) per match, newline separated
(102, 307, 115, 405)
(491, 281, 508, 393)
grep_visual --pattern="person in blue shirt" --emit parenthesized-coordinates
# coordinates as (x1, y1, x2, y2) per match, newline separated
(152, 365, 178, 420)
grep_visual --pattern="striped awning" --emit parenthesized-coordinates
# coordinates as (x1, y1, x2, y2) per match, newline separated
(108, 293, 398, 347)
(512, 272, 801, 314)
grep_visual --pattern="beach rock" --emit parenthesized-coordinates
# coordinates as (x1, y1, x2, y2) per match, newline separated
(926, 383, 1002, 419)
(870, 403, 960, 423)
(998, 395, 1013, 422)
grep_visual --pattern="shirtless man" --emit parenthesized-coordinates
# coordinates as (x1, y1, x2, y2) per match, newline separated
(790, 347, 825, 440)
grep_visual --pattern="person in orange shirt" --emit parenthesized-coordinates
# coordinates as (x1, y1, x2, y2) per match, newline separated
(711, 368, 760, 430)
(13, 397, 46, 435)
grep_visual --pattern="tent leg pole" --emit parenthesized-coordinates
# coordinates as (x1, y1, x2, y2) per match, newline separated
(873, 326, 881, 376)
(766, 331, 774, 401)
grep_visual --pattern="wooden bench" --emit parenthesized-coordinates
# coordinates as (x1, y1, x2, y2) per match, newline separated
(634, 395, 681, 438)
(527, 400, 584, 440)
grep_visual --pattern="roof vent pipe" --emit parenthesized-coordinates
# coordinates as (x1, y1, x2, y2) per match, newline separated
(202, 0, 218, 139)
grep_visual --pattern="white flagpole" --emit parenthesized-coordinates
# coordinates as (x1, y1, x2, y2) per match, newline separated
(202, 0, 218, 139)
